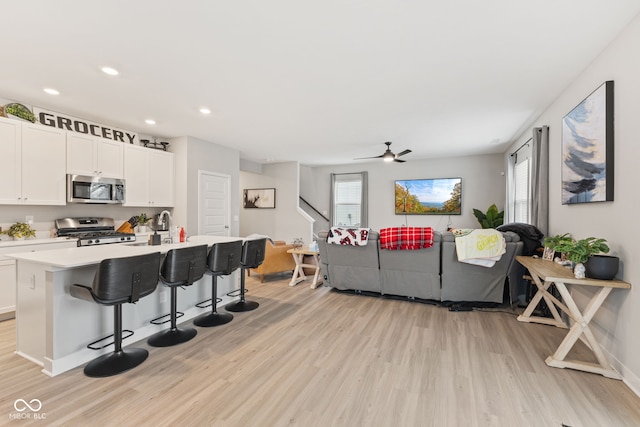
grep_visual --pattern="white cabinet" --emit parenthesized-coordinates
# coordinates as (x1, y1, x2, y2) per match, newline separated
(0, 117, 21, 204)
(0, 240, 77, 318)
(123, 144, 174, 207)
(0, 259, 16, 317)
(67, 133, 124, 178)
(0, 118, 66, 205)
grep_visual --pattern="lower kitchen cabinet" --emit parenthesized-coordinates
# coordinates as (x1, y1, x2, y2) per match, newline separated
(0, 240, 78, 319)
(0, 259, 16, 318)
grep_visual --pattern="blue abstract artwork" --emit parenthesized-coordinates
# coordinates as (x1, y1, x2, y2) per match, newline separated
(561, 81, 614, 204)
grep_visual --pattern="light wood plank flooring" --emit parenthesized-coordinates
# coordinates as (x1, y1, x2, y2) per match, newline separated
(1, 275, 639, 426)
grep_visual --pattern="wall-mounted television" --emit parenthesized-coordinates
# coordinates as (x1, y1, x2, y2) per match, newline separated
(395, 178, 462, 215)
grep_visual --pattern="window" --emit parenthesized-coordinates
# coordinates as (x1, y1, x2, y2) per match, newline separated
(514, 157, 530, 222)
(330, 172, 368, 227)
(509, 140, 532, 223)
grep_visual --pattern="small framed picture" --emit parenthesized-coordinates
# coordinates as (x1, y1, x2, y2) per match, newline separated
(542, 246, 555, 261)
(243, 188, 276, 209)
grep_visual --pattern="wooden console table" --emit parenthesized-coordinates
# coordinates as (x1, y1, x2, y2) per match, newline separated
(516, 256, 630, 379)
(287, 247, 323, 289)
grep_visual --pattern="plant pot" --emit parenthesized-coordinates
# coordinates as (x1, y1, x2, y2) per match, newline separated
(585, 255, 619, 280)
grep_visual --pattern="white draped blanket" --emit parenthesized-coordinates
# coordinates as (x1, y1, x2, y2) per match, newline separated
(454, 229, 506, 267)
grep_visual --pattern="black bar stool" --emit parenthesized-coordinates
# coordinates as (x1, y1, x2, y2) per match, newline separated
(70, 252, 161, 377)
(148, 245, 208, 347)
(194, 240, 242, 327)
(225, 238, 267, 312)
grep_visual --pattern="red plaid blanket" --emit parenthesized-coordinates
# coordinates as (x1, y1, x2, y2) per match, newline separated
(379, 227, 434, 250)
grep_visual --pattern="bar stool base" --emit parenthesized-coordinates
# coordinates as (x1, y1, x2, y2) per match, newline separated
(84, 348, 148, 378)
(225, 300, 259, 312)
(148, 327, 197, 347)
(193, 312, 234, 327)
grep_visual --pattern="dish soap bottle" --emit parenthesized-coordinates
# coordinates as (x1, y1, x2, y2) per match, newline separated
(179, 227, 186, 243)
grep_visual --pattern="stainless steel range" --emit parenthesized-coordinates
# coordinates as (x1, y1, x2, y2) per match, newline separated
(56, 217, 136, 247)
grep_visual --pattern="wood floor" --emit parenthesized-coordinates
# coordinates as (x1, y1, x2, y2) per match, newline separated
(1, 275, 639, 427)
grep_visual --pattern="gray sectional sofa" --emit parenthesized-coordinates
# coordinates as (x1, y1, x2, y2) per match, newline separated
(317, 230, 523, 304)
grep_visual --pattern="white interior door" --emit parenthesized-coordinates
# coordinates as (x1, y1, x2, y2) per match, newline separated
(198, 171, 230, 236)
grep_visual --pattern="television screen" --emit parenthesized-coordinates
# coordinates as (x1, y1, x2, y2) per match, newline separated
(395, 178, 462, 215)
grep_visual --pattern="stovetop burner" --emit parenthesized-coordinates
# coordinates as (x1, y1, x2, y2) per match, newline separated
(55, 217, 136, 247)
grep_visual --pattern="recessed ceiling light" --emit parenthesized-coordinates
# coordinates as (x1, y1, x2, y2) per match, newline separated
(43, 88, 60, 95)
(199, 108, 211, 115)
(145, 119, 156, 125)
(101, 67, 119, 76)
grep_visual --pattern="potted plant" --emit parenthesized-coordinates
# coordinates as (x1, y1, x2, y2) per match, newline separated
(1, 222, 37, 240)
(542, 233, 573, 260)
(472, 204, 504, 229)
(554, 237, 616, 279)
(135, 213, 151, 233)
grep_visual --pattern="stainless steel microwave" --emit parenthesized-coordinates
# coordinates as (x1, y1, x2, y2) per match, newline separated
(67, 175, 125, 204)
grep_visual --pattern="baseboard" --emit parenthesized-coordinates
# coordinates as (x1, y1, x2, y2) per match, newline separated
(608, 348, 640, 398)
(0, 311, 15, 322)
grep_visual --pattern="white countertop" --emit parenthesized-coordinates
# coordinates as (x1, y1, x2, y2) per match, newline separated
(0, 237, 75, 249)
(6, 235, 245, 268)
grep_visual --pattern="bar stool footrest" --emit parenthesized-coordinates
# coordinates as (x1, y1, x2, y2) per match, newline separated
(150, 311, 184, 325)
(226, 289, 248, 298)
(87, 329, 134, 350)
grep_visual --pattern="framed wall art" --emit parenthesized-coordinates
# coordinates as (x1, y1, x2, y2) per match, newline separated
(243, 188, 276, 209)
(394, 178, 462, 215)
(561, 80, 614, 204)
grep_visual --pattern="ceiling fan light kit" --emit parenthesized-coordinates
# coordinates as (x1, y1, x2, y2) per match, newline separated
(355, 141, 412, 163)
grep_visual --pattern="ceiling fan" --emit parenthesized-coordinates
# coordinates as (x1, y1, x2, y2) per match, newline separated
(355, 141, 412, 163)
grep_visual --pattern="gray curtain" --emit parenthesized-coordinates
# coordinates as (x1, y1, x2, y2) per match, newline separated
(530, 126, 549, 236)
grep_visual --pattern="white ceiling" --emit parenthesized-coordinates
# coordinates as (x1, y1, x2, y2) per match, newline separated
(1, 1, 639, 166)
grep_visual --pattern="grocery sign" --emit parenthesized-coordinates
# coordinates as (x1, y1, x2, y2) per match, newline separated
(0, 98, 139, 144)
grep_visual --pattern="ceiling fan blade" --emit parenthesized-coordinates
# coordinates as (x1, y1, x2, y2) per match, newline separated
(396, 149, 412, 157)
(393, 158, 406, 163)
(354, 154, 384, 160)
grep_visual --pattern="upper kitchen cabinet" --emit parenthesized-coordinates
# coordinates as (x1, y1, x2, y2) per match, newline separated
(0, 118, 21, 203)
(123, 144, 174, 207)
(0, 118, 66, 205)
(67, 134, 124, 178)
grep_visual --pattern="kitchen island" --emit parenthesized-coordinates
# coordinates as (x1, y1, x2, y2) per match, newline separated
(8, 236, 244, 377)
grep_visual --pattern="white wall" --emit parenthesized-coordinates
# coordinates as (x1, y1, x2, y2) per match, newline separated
(240, 162, 313, 243)
(169, 136, 241, 237)
(507, 14, 640, 393)
(301, 153, 506, 233)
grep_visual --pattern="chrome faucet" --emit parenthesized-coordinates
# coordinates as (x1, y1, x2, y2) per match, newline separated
(158, 210, 173, 243)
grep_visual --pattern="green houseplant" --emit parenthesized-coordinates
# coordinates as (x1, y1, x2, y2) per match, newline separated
(472, 204, 504, 229)
(554, 237, 609, 264)
(543, 233, 573, 251)
(1, 222, 37, 239)
(135, 213, 151, 227)
(135, 213, 151, 232)
(554, 237, 611, 278)
(542, 233, 573, 260)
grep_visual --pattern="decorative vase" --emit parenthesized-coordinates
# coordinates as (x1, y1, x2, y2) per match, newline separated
(573, 262, 586, 279)
(585, 255, 619, 280)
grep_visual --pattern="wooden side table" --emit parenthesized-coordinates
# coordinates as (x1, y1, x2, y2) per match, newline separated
(287, 247, 323, 289)
(516, 255, 631, 379)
